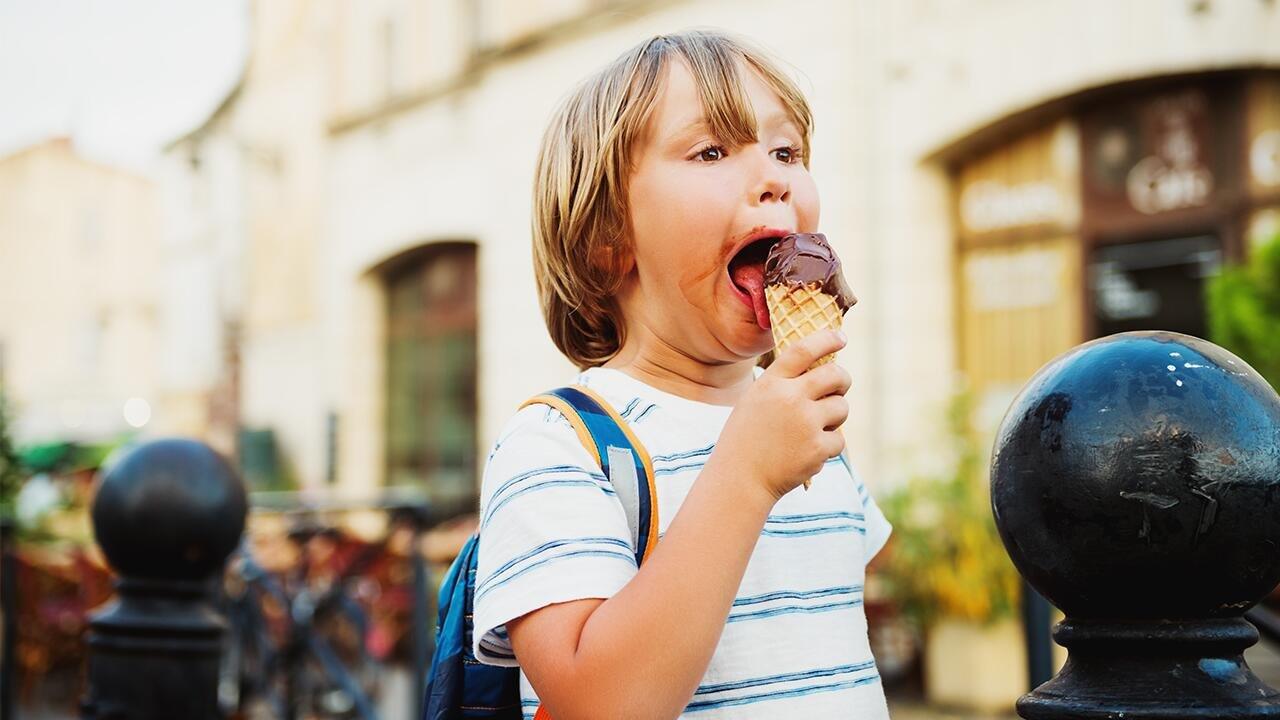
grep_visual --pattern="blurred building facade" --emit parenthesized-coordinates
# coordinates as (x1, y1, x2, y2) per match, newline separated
(0, 138, 161, 443)
(150, 0, 1280, 502)
(155, 89, 246, 458)
(159, 0, 339, 483)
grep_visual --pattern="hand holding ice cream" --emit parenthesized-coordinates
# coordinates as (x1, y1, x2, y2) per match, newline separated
(765, 233, 855, 488)
(726, 231, 855, 490)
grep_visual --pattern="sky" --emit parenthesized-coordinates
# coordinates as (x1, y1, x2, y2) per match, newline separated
(0, 0, 248, 173)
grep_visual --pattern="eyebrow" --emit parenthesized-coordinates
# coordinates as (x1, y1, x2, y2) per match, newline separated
(663, 109, 798, 154)
(672, 117, 712, 138)
(675, 110, 794, 137)
(759, 110, 797, 131)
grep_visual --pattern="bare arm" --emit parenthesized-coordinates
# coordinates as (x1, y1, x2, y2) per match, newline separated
(507, 331, 851, 720)
(509, 451, 773, 720)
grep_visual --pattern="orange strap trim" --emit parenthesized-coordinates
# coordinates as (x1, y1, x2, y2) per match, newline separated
(518, 394, 602, 467)
(519, 386, 660, 565)
(560, 384, 661, 564)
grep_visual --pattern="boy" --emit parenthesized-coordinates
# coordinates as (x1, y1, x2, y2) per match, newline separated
(473, 30, 892, 719)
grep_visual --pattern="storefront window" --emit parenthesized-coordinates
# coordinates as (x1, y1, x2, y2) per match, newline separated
(1089, 235, 1221, 339)
(383, 243, 478, 504)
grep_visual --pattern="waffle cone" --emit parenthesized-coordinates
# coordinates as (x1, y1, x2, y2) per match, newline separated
(766, 283, 843, 370)
(765, 283, 844, 492)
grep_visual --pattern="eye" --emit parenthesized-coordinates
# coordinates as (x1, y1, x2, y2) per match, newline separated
(773, 145, 803, 164)
(694, 144, 726, 162)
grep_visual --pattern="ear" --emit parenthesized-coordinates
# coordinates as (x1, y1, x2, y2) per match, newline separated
(593, 236, 635, 278)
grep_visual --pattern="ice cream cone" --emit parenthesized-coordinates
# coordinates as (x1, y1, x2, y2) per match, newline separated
(766, 282, 843, 370)
(765, 282, 844, 491)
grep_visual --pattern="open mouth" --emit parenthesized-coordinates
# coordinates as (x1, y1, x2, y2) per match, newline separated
(729, 236, 782, 330)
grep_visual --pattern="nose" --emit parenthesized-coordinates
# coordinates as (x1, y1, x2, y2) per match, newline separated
(750, 150, 791, 206)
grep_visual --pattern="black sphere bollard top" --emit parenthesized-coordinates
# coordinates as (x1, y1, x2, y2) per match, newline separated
(83, 438, 247, 720)
(991, 331, 1280, 719)
(92, 437, 247, 582)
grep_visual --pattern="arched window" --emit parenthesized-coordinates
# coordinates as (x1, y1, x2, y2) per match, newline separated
(383, 242, 477, 504)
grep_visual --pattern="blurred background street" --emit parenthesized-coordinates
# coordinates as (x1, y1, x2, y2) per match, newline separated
(4, 0, 1280, 718)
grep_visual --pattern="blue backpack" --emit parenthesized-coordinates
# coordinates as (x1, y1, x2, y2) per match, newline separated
(422, 385, 659, 720)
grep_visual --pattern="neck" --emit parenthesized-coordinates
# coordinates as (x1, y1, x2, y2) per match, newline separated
(602, 321, 758, 406)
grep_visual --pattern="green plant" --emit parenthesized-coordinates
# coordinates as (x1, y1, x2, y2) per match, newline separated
(0, 392, 22, 522)
(877, 394, 1021, 629)
(1206, 233, 1280, 391)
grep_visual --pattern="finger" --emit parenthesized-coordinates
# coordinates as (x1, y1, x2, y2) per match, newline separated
(767, 330, 847, 379)
(821, 429, 847, 460)
(803, 363, 852, 399)
(816, 395, 849, 431)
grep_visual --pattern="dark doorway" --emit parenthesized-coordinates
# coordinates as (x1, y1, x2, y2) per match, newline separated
(1088, 235, 1221, 340)
(383, 243, 478, 504)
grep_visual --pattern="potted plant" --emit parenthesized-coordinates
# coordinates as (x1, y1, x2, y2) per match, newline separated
(877, 394, 1026, 712)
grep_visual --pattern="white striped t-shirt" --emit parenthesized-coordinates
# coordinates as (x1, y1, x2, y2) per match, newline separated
(473, 366, 892, 719)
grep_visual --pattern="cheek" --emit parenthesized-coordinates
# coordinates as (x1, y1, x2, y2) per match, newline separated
(629, 171, 729, 273)
(794, 173, 821, 229)
(637, 177, 725, 242)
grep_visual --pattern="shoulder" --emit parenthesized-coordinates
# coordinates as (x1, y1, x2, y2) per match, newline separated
(576, 369, 652, 424)
(486, 398, 593, 468)
(502, 398, 575, 435)
(481, 397, 611, 504)
(487, 387, 606, 462)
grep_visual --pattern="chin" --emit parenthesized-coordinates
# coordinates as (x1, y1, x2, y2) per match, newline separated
(725, 329, 774, 360)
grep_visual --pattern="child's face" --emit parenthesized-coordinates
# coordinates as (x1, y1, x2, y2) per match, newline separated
(624, 59, 819, 364)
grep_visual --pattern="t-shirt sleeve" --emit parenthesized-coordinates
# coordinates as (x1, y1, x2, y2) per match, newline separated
(471, 404, 638, 666)
(849, 460, 892, 564)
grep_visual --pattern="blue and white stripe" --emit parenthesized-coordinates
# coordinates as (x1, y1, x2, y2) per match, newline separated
(474, 535, 635, 605)
(656, 511, 866, 544)
(479, 636, 516, 661)
(632, 402, 659, 423)
(652, 443, 716, 463)
(762, 511, 866, 538)
(727, 584, 863, 624)
(685, 661, 881, 713)
(618, 398, 641, 418)
(614, 397, 660, 423)
(480, 465, 613, 528)
(652, 443, 716, 477)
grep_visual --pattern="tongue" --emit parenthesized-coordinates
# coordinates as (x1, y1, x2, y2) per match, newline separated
(731, 262, 771, 330)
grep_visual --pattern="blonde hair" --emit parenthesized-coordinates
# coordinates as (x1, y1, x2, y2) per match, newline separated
(531, 29, 814, 369)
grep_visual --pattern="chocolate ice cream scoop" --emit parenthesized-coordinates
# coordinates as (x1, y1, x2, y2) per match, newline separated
(764, 233, 857, 312)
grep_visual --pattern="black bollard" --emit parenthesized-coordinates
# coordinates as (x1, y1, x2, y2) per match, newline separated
(81, 438, 247, 720)
(991, 331, 1280, 719)
(1, 515, 16, 720)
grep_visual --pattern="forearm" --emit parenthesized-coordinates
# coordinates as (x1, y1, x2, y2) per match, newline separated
(562, 453, 774, 719)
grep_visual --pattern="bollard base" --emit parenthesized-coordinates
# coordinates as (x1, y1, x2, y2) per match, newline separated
(1019, 684, 1280, 717)
(81, 581, 226, 719)
(1016, 618, 1280, 720)
(1019, 696, 1280, 720)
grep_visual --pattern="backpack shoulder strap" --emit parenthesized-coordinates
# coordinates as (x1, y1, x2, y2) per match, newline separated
(519, 385, 659, 565)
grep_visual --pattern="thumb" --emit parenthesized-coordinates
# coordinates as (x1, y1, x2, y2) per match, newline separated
(767, 330, 846, 378)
